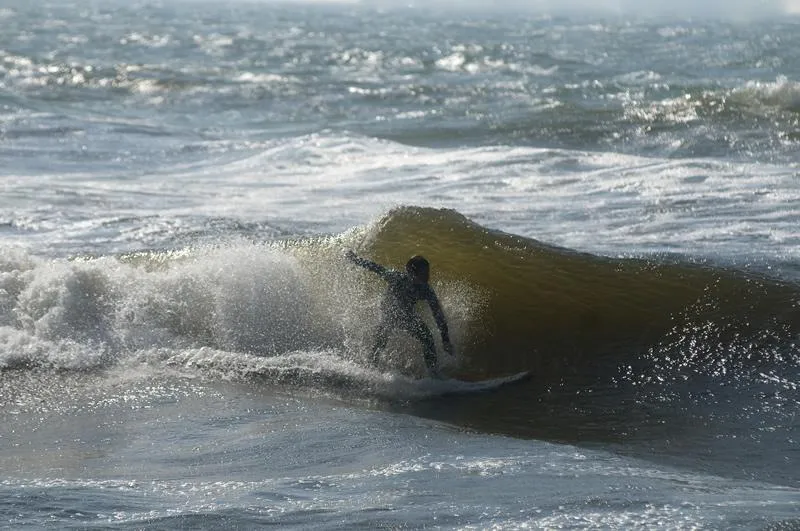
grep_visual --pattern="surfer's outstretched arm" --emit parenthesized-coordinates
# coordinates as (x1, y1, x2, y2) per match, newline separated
(345, 250, 389, 278)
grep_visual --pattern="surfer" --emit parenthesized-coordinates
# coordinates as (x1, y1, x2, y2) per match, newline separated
(344, 250, 454, 377)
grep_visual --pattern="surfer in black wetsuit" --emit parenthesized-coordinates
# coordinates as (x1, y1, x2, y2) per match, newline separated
(345, 250, 454, 377)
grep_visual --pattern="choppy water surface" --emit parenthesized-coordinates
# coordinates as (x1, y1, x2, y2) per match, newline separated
(1, 0, 799, 528)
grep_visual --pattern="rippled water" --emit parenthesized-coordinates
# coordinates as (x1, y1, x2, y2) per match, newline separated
(1, 0, 799, 528)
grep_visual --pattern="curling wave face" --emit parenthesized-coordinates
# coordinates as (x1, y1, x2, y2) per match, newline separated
(2, 206, 799, 378)
(364, 207, 800, 378)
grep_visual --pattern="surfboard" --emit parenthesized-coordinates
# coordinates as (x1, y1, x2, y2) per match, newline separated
(423, 371, 531, 396)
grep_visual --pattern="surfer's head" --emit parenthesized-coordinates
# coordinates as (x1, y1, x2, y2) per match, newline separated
(406, 255, 430, 284)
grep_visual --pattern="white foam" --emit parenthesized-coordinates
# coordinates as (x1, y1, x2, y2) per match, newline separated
(4, 128, 798, 267)
(733, 76, 800, 112)
(0, 241, 476, 377)
(206, 134, 799, 263)
(1, 245, 326, 368)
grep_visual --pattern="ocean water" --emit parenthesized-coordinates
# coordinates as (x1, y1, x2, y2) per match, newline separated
(2, 0, 800, 528)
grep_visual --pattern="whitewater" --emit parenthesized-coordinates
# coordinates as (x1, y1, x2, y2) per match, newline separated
(1, 0, 799, 528)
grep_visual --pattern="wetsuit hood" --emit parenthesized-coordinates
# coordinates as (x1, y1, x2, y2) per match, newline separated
(406, 255, 430, 283)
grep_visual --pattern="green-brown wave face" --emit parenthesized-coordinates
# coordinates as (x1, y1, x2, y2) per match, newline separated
(361, 206, 800, 380)
(10, 204, 797, 392)
(5, 206, 798, 447)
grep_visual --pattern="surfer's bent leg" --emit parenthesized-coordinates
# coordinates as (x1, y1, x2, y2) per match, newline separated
(370, 319, 390, 365)
(408, 317, 438, 374)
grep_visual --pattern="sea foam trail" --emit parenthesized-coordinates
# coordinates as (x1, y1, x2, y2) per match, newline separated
(0, 243, 343, 370)
(0, 226, 475, 376)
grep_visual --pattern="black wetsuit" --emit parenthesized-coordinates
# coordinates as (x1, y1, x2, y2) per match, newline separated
(347, 254, 450, 372)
